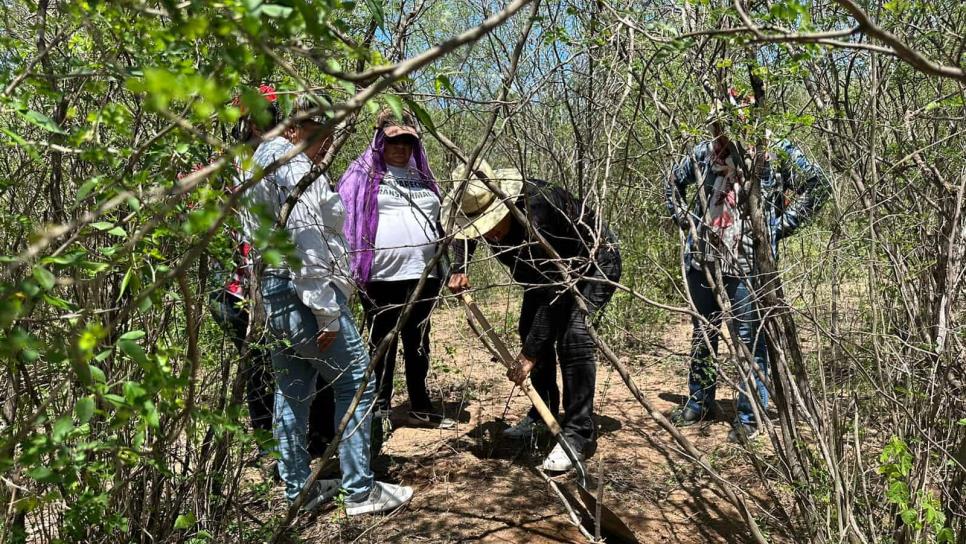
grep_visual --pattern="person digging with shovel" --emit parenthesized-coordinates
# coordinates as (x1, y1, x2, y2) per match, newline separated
(444, 159, 621, 473)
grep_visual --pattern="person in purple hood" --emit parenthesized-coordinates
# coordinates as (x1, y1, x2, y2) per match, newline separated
(338, 109, 455, 429)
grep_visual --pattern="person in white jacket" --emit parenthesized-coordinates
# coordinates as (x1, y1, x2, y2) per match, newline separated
(242, 95, 413, 515)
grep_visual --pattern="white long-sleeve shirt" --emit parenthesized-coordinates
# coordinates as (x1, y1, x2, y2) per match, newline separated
(240, 136, 354, 332)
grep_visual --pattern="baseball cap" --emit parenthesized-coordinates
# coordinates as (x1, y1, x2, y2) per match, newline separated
(376, 108, 419, 140)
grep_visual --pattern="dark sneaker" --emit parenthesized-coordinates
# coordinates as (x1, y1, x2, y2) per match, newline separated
(669, 404, 711, 427)
(300, 478, 341, 513)
(501, 415, 548, 439)
(728, 420, 760, 444)
(408, 411, 457, 429)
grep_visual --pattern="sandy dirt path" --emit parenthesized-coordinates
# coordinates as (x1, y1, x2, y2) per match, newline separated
(246, 298, 777, 543)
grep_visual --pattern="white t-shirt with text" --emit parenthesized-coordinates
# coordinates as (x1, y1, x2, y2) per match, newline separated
(370, 164, 441, 281)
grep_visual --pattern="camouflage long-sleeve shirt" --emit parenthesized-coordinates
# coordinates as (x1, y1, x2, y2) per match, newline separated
(665, 139, 831, 275)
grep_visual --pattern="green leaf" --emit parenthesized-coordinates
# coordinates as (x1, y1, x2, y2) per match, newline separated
(174, 512, 197, 530)
(119, 330, 146, 341)
(144, 400, 160, 428)
(32, 266, 56, 290)
(75, 396, 95, 423)
(0, 127, 42, 161)
(886, 480, 910, 505)
(21, 280, 40, 297)
(405, 99, 437, 134)
(123, 381, 146, 401)
(52, 416, 74, 442)
(107, 226, 127, 237)
(132, 430, 145, 450)
(103, 393, 125, 406)
(0, 127, 29, 146)
(80, 260, 110, 274)
(118, 340, 149, 367)
(43, 294, 73, 310)
(383, 95, 404, 121)
(90, 221, 114, 231)
(89, 364, 106, 382)
(260, 4, 293, 18)
(18, 109, 67, 135)
(434, 74, 455, 95)
(75, 177, 101, 202)
(118, 267, 134, 301)
(20, 348, 40, 362)
(27, 466, 53, 482)
(899, 508, 919, 528)
(40, 255, 73, 265)
(364, 0, 385, 27)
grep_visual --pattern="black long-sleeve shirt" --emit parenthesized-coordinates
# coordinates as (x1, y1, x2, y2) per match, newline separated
(451, 179, 620, 357)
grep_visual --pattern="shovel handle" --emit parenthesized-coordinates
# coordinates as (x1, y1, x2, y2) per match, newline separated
(460, 293, 563, 433)
(460, 292, 638, 544)
(460, 292, 588, 483)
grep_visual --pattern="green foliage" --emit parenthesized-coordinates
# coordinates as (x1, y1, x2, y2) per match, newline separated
(0, 0, 963, 542)
(878, 437, 956, 542)
(0, 0, 388, 538)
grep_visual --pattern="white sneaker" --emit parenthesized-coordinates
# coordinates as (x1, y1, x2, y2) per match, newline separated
(301, 478, 341, 512)
(345, 481, 413, 516)
(501, 416, 546, 439)
(541, 443, 582, 473)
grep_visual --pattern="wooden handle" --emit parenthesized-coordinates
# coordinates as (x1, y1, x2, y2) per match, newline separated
(460, 292, 562, 435)
(460, 291, 590, 485)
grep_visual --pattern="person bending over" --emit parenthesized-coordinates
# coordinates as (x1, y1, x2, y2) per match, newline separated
(445, 160, 621, 473)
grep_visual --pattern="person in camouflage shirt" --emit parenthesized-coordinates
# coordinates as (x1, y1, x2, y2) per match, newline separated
(664, 94, 831, 442)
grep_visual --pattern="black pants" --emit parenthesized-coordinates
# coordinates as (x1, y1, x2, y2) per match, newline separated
(209, 291, 334, 453)
(519, 252, 621, 453)
(361, 278, 442, 412)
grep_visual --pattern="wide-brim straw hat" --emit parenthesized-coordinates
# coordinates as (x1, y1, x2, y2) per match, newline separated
(443, 159, 524, 240)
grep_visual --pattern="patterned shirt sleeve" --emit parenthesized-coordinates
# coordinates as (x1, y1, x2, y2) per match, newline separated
(666, 143, 704, 229)
(774, 140, 831, 239)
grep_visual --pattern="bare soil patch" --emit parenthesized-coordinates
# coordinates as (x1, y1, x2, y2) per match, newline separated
(241, 298, 784, 543)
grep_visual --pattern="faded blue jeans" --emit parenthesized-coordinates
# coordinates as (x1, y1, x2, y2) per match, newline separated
(685, 267, 770, 425)
(261, 273, 375, 502)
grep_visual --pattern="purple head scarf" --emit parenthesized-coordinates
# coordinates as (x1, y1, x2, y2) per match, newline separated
(338, 130, 439, 286)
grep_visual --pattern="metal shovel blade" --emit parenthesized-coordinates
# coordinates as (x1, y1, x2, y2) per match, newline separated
(572, 484, 639, 544)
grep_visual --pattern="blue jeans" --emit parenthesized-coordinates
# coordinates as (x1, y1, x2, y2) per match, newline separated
(261, 274, 375, 502)
(685, 268, 769, 425)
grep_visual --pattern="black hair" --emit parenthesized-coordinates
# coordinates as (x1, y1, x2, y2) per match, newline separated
(231, 101, 281, 144)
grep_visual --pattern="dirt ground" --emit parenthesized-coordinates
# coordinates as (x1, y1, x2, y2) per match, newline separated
(243, 297, 784, 544)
